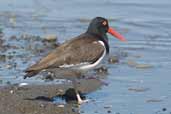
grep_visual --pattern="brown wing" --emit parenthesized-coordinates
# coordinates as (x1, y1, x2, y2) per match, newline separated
(24, 34, 104, 78)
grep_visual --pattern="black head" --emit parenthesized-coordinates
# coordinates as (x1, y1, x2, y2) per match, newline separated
(86, 17, 126, 54)
(87, 17, 126, 42)
(87, 17, 109, 36)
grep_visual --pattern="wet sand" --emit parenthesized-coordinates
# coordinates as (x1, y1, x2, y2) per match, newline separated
(0, 77, 103, 114)
(0, 84, 65, 114)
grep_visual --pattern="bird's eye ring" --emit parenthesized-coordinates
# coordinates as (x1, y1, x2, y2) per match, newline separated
(102, 21, 107, 26)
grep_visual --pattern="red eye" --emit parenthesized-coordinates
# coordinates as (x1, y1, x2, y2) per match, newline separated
(102, 21, 107, 26)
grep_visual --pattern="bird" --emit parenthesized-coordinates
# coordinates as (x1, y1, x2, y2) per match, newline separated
(24, 17, 126, 104)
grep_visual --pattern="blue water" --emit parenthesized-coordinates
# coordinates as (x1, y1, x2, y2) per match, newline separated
(0, 0, 171, 114)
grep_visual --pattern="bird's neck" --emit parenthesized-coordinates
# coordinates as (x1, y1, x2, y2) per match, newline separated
(87, 32, 109, 54)
(100, 34, 109, 54)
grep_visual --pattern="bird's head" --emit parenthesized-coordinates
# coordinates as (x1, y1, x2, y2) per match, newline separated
(87, 17, 126, 42)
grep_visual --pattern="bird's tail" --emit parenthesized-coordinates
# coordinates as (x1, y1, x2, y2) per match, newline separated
(24, 70, 40, 79)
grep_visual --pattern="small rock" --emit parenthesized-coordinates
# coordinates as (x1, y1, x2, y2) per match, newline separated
(127, 60, 153, 69)
(20, 33, 29, 39)
(4, 64, 12, 69)
(44, 74, 54, 81)
(104, 105, 112, 109)
(108, 56, 119, 64)
(6, 81, 11, 85)
(20, 34, 42, 41)
(57, 105, 64, 108)
(115, 112, 120, 114)
(146, 99, 163, 103)
(107, 110, 112, 113)
(58, 89, 64, 93)
(43, 34, 57, 42)
(95, 66, 108, 74)
(120, 51, 128, 57)
(134, 64, 153, 69)
(7, 55, 13, 60)
(10, 90, 14, 94)
(10, 35, 17, 40)
(128, 87, 150, 92)
(40, 104, 46, 108)
(0, 54, 6, 62)
(162, 108, 167, 112)
(18, 83, 28, 87)
(9, 15, 16, 27)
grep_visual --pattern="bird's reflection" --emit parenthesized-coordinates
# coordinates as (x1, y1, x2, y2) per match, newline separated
(45, 66, 108, 103)
(24, 66, 108, 114)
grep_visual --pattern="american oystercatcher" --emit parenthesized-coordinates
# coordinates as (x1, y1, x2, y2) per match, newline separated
(24, 17, 126, 104)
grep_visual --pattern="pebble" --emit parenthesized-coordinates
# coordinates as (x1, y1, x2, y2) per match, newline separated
(18, 83, 28, 87)
(44, 75, 54, 81)
(9, 15, 16, 27)
(40, 104, 46, 108)
(120, 51, 128, 57)
(146, 99, 162, 103)
(104, 105, 112, 109)
(127, 60, 153, 69)
(115, 112, 120, 114)
(128, 87, 150, 92)
(58, 89, 64, 93)
(10, 35, 17, 40)
(162, 108, 167, 111)
(57, 105, 64, 108)
(0, 55, 6, 62)
(95, 66, 108, 74)
(4, 64, 12, 69)
(10, 90, 14, 94)
(134, 64, 153, 69)
(108, 56, 119, 64)
(107, 110, 112, 113)
(6, 81, 11, 85)
(43, 34, 57, 42)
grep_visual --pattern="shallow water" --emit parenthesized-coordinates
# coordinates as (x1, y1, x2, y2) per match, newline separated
(0, 0, 171, 114)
